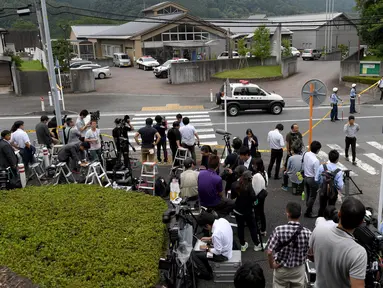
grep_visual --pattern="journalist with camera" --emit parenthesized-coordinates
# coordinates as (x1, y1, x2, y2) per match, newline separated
(309, 197, 367, 288)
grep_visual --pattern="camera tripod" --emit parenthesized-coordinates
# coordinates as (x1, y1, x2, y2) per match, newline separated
(342, 169, 362, 197)
(220, 134, 232, 159)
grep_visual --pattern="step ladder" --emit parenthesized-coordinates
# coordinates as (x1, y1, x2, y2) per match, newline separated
(85, 162, 112, 188)
(53, 162, 77, 185)
(29, 161, 46, 186)
(171, 147, 192, 170)
(138, 162, 159, 196)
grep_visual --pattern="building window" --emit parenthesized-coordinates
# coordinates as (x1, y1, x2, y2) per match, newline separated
(162, 34, 170, 41)
(153, 34, 162, 41)
(171, 34, 178, 41)
(101, 44, 121, 57)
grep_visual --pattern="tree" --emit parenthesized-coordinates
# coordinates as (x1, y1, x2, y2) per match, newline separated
(11, 19, 36, 30)
(356, 0, 383, 57)
(251, 25, 271, 65)
(281, 39, 292, 58)
(237, 37, 248, 57)
(52, 39, 75, 71)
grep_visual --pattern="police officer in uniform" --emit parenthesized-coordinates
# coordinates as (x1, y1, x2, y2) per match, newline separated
(349, 83, 357, 114)
(330, 87, 343, 122)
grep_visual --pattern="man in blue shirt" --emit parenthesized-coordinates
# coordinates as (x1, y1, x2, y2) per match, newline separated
(315, 150, 344, 217)
(349, 83, 357, 114)
(198, 155, 235, 216)
(330, 87, 343, 122)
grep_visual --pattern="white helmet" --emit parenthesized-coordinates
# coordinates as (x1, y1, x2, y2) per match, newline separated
(352, 83, 357, 88)
(333, 87, 338, 92)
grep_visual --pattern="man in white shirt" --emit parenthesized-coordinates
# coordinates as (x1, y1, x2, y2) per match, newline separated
(10, 120, 34, 167)
(303, 141, 322, 218)
(85, 120, 102, 162)
(76, 109, 90, 138)
(194, 212, 233, 280)
(267, 124, 285, 179)
(239, 146, 254, 174)
(180, 117, 200, 162)
(378, 76, 383, 101)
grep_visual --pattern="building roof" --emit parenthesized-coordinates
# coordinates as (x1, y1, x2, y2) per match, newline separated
(93, 13, 185, 38)
(71, 25, 118, 38)
(268, 12, 344, 30)
(141, 1, 187, 12)
(248, 14, 267, 19)
(206, 19, 293, 35)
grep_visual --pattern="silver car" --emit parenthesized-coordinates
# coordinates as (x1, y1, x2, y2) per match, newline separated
(302, 49, 321, 60)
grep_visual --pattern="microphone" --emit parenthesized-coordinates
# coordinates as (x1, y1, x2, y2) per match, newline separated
(216, 129, 231, 136)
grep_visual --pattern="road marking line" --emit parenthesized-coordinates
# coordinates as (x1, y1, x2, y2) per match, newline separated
(132, 115, 211, 121)
(131, 141, 218, 151)
(130, 118, 211, 125)
(134, 111, 209, 117)
(128, 133, 216, 141)
(130, 123, 214, 130)
(367, 141, 383, 151)
(127, 128, 215, 136)
(317, 151, 358, 176)
(326, 144, 378, 175)
(364, 153, 383, 166)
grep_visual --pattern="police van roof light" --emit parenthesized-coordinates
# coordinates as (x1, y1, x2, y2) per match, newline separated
(239, 80, 249, 84)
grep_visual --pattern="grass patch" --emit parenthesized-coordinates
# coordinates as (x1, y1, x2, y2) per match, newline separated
(213, 65, 282, 79)
(0, 185, 167, 288)
(19, 60, 46, 71)
(342, 76, 380, 85)
(362, 55, 383, 61)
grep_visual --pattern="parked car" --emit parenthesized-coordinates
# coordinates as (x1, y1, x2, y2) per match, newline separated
(215, 80, 285, 116)
(291, 47, 300, 57)
(153, 58, 189, 78)
(302, 49, 321, 60)
(217, 51, 240, 59)
(78, 64, 112, 79)
(70, 61, 93, 68)
(113, 53, 132, 67)
(136, 56, 160, 70)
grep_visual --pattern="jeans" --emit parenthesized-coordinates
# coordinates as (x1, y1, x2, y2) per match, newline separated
(255, 198, 266, 233)
(345, 136, 356, 162)
(330, 104, 338, 120)
(350, 98, 356, 113)
(156, 141, 168, 162)
(268, 149, 283, 178)
(89, 149, 102, 162)
(304, 177, 318, 214)
(182, 143, 196, 162)
(235, 212, 260, 246)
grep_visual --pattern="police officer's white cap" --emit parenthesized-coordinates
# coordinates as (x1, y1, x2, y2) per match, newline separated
(352, 83, 357, 88)
(333, 87, 338, 92)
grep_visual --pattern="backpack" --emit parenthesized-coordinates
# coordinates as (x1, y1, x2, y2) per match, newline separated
(155, 176, 167, 197)
(320, 164, 341, 200)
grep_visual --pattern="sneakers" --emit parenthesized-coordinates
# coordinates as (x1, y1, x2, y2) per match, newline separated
(254, 243, 267, 252)
(352, 161, 357, 165)
(345, 156, 349, 161)
(281, 186, 288, 192)
(241, 242, 249, 252)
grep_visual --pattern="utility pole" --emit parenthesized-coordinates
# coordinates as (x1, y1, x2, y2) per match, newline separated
(40, 0, 64, 139)
(329, 0, 334, 53)
(33, 0, 52, 86)
(324, 0, 328, 54)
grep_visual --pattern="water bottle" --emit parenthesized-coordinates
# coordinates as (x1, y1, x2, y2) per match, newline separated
(301, 191, 305, 201)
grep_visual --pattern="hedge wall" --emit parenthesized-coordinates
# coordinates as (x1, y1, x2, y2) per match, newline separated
(342, 76, 380, 85)
(0, 185, 167, 288)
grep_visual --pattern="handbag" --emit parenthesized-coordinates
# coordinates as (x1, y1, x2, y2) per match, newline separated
(257, 188, 268, 202)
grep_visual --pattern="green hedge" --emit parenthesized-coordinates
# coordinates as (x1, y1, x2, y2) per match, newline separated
(0, 185, 167, 288)
(342, 76, 380, 85)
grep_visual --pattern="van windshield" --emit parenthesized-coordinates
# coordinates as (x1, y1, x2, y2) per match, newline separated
(120, 55, 129, 59)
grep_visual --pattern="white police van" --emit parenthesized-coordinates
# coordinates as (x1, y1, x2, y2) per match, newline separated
(216, 80, 285, 116)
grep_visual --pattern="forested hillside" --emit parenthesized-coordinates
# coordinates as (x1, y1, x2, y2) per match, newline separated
(0, 0, 356, 37)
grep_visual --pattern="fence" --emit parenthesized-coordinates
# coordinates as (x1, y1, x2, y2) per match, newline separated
(281, 56, 297, 78)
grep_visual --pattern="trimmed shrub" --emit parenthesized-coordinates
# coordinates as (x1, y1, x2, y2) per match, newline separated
(0, 185, 167, 288)
(342, 76, 380, 85)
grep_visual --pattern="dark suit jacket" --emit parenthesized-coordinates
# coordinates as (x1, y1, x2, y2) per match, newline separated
(239, 157, 255, 175)
(36, 122, 52, 146)
(243, 136, 258, 158)
(0, 139, 18, 169)
(58, 143, 85, 163)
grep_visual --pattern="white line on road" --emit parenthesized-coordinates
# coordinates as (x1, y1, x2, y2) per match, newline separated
(100, 125, 214, 132)
(134, 111, 209, 117)
(131, 141, 218, 151)
(317, 151, 358, 176)
(130, 118, 211, 125)
(367, 141, 383, 151)
(128, 134, 216, 140)
(132, 115, 211, 121)
(127, 128, 215, 136)
(364, 153, 383, 166)
(326, 144, 378, 175)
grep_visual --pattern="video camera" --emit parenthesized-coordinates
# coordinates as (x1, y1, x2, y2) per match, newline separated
(353, 209, 383, 287)
(90, 110, 100, 122)
(0, 169, 9, 190)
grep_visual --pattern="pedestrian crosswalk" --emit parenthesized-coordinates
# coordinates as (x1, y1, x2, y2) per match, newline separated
(127, 111, 218, 151)
(315, 142, 383, 177)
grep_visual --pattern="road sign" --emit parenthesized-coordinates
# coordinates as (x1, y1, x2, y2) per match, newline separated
(301, 79, 327, 107)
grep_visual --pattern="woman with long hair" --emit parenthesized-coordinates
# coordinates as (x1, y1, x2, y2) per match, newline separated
(200, 145, 217, 169)
(234, 170, 263, 252)
(243, 128, 258, 158)
(252, 157, 268, 236)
